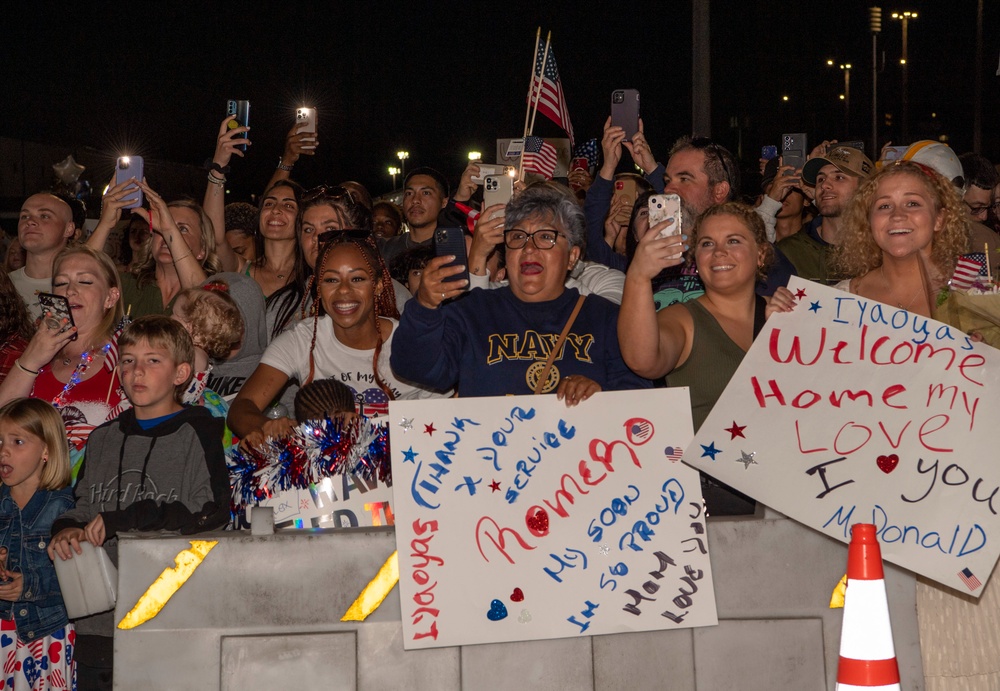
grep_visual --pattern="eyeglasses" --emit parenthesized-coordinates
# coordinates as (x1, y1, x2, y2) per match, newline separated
(504, 229, 564, 250)
(689, 137, 732, 188)
(317, 228, 372, 244)
(303, 185, 357, 207)
(964, 200, 991, 218)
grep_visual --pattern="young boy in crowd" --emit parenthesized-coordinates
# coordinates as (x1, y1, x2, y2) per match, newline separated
(390, 245, 434, 296)
(48, 315, 231, 689)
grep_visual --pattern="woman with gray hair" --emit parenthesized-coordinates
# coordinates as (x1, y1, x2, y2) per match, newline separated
(390, 182, 650, 403)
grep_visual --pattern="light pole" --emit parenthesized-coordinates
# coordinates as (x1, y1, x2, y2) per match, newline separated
(388, 166, 399, 190)
(467, 151, 482, 162)
(826, 59, 852, 137)
(396, 151, 409, 180)
(870, 7, 882, 157)
(892, 11, 917, 143)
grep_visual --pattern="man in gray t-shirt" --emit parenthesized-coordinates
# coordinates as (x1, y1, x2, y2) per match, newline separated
(12, 192, 78, 318)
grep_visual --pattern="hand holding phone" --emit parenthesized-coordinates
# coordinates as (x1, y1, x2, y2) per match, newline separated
(781, 133, 807, 172)
(483, 175, 514, 209)
(226, 100, 250, 152)
(295, 107, 318, 150)
(611, 89, 641, 142)
(649, 194, 682, 239)
(38, 293, 75, 334)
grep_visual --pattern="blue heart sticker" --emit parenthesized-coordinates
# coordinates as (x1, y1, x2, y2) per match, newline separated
(486, 599, 508, 621)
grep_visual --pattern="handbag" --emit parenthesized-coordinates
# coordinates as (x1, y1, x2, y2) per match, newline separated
(533, 294, 587, 395)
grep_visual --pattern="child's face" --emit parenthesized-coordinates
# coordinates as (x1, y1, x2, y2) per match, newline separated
(406, 267, 425, 295)
(120, 338, 191, 418)
(0, 421, 47, 494)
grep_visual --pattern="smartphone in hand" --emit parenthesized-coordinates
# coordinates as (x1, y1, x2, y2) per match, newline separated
(781, 133, 807, 171)
(38, 293, 75, 333)
(434, 227, 470, 289)
(226, 100, 250, 151)
(114, 156, 144, 209)
(611, 89, 641, 142)
(296, 107, 318, 149)
(483, 175, 514, 210)
(649, 194, 682, 239)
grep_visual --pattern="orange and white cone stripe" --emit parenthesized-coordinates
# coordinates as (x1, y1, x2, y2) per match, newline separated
(836, 523, 900, 691)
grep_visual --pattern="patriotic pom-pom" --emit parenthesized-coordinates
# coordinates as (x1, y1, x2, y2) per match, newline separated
(229, 415, 389, 513)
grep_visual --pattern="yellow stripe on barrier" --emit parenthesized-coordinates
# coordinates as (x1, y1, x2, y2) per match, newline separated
(117, 540, 218, 630)
(341, 551, 399, 621)
(830, 573, 847, 609)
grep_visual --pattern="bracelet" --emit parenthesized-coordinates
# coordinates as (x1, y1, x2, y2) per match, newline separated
(14, 359, 39, 376)
(276, 159, 294, 172)
(203, 159, 231, 176)
(207, 172, 226, 186)
(172, 253, 193, 263)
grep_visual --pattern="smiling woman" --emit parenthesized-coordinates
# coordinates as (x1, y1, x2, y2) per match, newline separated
(390, 183, 650, 404)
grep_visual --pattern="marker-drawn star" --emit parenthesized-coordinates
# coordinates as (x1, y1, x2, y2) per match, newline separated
(402, 446, 418, 464)
(490, 480, 501, 492)
(399, 417, 414, 432)
(424, 423, 436, 436)
(795, 288, 807, 299)
(736, 450, 757, 470)
(700, 442, 721, 460)
(725, 421, 746, 439)
(599, 544, 611, 555)
(809, 301, 822, 313)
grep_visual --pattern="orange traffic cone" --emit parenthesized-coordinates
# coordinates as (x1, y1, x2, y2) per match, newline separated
(836, 523, 901, 690)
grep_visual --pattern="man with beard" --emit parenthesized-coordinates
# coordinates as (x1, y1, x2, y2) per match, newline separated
(776, 145, 873, 284)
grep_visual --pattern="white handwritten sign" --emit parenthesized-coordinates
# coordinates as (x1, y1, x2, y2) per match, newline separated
(389, 390, 716, 650)
(243, 475, 393, 529)
(684, 277, 1000, 596)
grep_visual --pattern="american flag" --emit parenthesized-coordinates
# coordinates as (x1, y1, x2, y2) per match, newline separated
(573, 138, 600, 171)
(958, 567, 982, 590)
(527, 35, 574, 144)
(664, 446, 684, 462)
(522, 136, 558, 180)
(950, 252, 987, 290)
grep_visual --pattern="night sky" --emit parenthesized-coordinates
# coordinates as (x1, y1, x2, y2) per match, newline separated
(3, 1, 997, 205)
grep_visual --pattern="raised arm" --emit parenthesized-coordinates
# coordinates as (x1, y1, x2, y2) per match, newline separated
(265, 122, 318, 192)
(138, 180, 207, 288)
(203, 115, 251, 273)
(87, 175, 142, 252)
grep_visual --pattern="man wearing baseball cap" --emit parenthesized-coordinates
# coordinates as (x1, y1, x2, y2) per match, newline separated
(775, 145, 874, 285)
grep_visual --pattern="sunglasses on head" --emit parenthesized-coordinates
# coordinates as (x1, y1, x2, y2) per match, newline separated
(302, 185, 357, 206)
(688, 137, 731, 185)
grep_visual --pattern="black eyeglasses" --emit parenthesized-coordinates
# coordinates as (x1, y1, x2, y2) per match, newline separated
(504, 229, 564, 250)
(689, 137, 732, 188)
(317, 228, 372, 244)
(303, 185, 357, 207)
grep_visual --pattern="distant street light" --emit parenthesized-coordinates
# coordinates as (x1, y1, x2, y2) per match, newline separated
(892, 11, 918, 142)
(468, 151, 482, 162)
(782, 95, 789, 102)
(396, 151, 409, 179)
(388, 166, 399, 190)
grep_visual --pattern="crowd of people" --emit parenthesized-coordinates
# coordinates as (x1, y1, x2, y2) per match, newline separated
(0, 109, 995, 688)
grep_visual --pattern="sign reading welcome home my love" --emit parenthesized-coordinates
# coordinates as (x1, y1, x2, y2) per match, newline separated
(390, 390, 716, 650)
(684, 277, 1000, 596)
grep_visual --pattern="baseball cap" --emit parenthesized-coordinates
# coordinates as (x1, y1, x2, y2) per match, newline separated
(901, 141, 965, 188)
(801, 146, 875, 185)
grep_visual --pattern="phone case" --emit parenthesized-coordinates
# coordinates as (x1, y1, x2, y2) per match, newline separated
(227, 100, 250, 151)
(38, 292, 74, 332)
(114, 156, 144, 209)
(434, 227, 470, 287)
(649, 194, 682, 239)
(781, 133, 807, 170)
(483, 175, 514, 209)
(296, 108, 317, 134)
(611, 89, 641, 142)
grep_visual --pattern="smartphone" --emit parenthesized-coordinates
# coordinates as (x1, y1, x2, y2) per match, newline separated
(611, 89, 641, 142)
(434, 227, 470, 288)
(882, 145, 909, 162)
(484, 175, 514, 210)
(114, 156, 144, 209)
(570, 157, 589, 172)
(613, 178, 639, 224)
(649, 194, 682, 239)
(226, 100, 250, 152)
(471, 165, 515, 185)
(781, 133, 807, 171)
(295, 107, 317, 151)
(761, 145, 778, 161)
(38, 293, 74, 333)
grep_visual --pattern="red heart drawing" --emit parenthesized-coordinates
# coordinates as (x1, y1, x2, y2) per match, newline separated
(526, 508, 549, 534)
(48, 642, 61, 663)
(877, 454, 899, 474)
(511, 588, 524, 602)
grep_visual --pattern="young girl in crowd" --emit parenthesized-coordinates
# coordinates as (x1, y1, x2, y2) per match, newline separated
(229, 234, 442, 448)
(0, 398, 76, 690)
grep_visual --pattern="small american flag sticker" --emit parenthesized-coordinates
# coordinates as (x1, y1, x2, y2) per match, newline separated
(958, 567, 982, 591)
(664, 446, 683, 462)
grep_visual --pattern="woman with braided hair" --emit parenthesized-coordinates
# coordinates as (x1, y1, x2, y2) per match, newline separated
(228, 232, 444, 449)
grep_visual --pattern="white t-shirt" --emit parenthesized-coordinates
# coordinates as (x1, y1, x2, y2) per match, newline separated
(9, 268, 51, 319)
(260, 315, 444, 416)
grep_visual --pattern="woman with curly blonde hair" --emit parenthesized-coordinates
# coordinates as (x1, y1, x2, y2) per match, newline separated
(830, 161, 969, 317)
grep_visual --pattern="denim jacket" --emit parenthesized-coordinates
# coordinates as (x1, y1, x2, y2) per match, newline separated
(0, 486, 75, 642)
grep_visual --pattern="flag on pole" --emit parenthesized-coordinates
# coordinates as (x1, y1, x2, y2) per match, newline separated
(527, 35, 574, 145)
(522, 136, 558, 179)
(950, 252, 987, 290)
